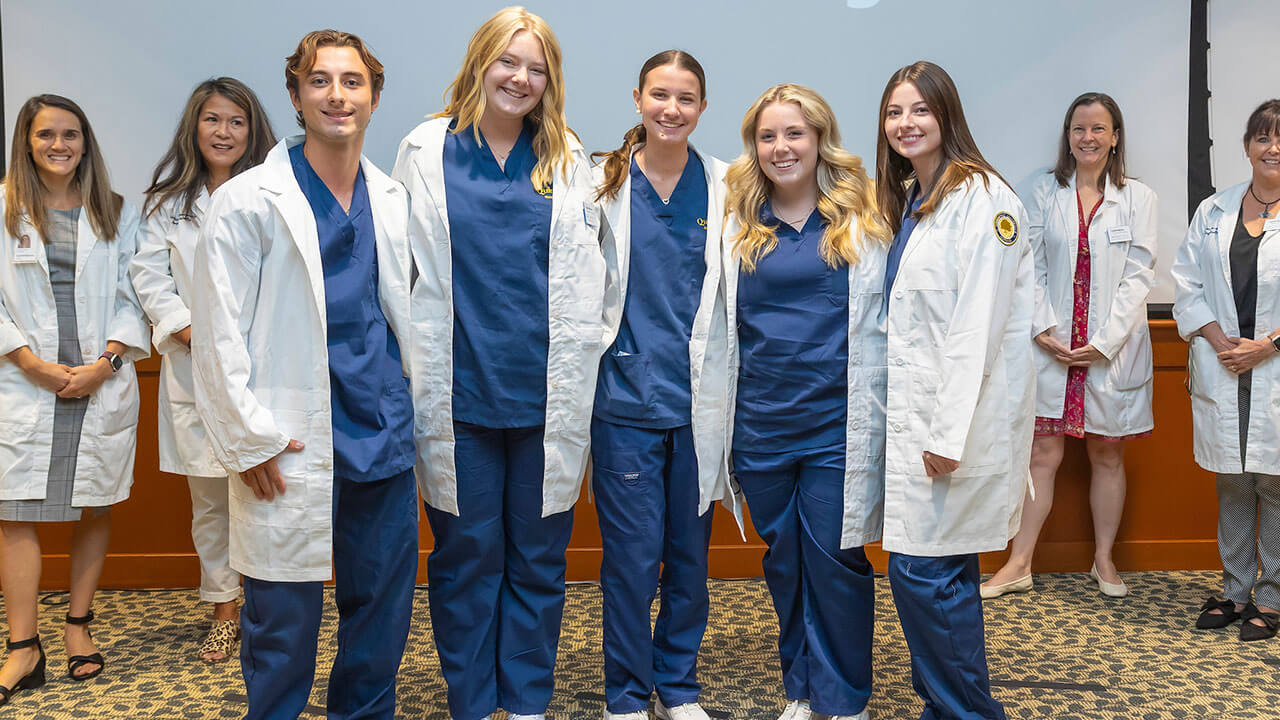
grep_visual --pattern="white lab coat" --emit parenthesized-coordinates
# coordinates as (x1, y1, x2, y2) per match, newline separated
(594, 144, 736, 520)
(0, 195, 150, 505)
(1028, 174, 1157, 436)
(393, 117, 616, 517)
(1172, 181, 1280, 474)
(130, 191, 222, 476)
(723, 217, 889, 550)
(190, 136, 414, 582)
(882, 174, 1036, 557)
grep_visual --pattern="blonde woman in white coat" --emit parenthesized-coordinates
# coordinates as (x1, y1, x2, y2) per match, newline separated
(588, 51, 734, 720)
(983, 93, 1156, 601)
(131, 77, 275, 662)
(392, 8, 614, 719)
(0, 94, 149, 702)
(876, 62, 1034, 720)
(1174, 99, 1280, 642)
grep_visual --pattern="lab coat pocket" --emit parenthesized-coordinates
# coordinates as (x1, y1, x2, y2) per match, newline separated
(95, 367, 140, 434)
(1107, 331, 1153, 391)
(0, 364, 37, 427)
(230, 409, 311, 510)
(1187, 336, 1224, 402)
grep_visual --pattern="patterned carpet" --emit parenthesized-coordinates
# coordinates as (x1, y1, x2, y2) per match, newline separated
(2, 572, 1277, 719)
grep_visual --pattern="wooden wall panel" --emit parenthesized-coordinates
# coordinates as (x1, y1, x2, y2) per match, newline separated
(32, 320, 1216, 590)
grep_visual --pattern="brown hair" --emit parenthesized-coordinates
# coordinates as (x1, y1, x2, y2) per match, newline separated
(726, 84, 887, 274)
(144, 77, 276, 220)
(1244, 99, 1280, 147)
(436, 6, 572, 192)
(285, 29, 386, 129)
(1052, 92, 1127, 191)
(592, 50, 706, 202)
(874, 61, 1005, 236)
(5, 94, 122, 242)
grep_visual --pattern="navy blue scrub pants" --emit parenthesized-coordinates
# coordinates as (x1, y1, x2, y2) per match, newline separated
(591, 419, 715, 713)
(888, 553, 1006, 720)
(239, 467, 418, 720)
(732, 444, 874, 717)
(424, 422, 574, 720)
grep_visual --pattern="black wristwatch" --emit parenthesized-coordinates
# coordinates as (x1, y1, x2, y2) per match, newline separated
(98, 351, 123, 372)
(1272, 335, 1280, 354)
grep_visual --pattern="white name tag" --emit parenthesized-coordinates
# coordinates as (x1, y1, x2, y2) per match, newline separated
(13, 243, 37, 264)
(1265, 218, 1280, 233)
(1107, 226, 1132, 244)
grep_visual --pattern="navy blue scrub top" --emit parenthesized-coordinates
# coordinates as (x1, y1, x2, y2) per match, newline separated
(883, 182, 924, 306)
(289, 142, 415, 482)
(734, 206, 848, 454)
(445, 120, 553, 428)
(595, 150, 708, 429)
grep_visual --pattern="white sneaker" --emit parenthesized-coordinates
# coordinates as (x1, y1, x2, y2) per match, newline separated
(811, 711, 869, 720)
(778, 700, 812, 720)
(509, 715, 546, 720)
(654, 700, 710, 720)
(603, 710, 650, 720)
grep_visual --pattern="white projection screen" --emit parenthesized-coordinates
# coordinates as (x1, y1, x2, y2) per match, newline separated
(1208, 0, 1276, 197)
(6, 0, 1190, 300)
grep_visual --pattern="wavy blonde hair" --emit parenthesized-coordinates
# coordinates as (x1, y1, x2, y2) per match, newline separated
(436, 6, 572, 191)
(726, 84, 885, 274)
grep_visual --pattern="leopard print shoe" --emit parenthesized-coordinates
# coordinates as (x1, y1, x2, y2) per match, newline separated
(198, 619, 240, 664)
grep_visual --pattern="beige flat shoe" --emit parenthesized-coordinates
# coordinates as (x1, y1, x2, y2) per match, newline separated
(1090, 565, 1128, 598)
(980, 573, 1033, 599)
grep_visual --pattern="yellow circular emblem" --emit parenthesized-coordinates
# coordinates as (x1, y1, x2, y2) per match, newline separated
(994, 211, 1018, 246)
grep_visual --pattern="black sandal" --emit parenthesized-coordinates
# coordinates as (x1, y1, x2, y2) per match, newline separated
(1240, 604, 1280, 642)
(65, 612, 105, 681)
(1195, 596, 1242, 629)
(0, 636, 46, 706)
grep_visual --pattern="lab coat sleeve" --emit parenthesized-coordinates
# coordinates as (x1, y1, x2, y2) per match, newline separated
(1088, 185, 1157, 359)
(1171, 198, 1218, 340)
(190, 192, 289, 472)
(0, 282, 25, 357)
(130, 202, 192, 356)
(1027, 175, 1058, 337)
(927, 183, 1024, 463)
(105, 202, 152, 362)
(599, 197, 622, 348)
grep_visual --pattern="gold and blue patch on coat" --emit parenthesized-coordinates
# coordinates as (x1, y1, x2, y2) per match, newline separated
(994, 211, 1018, 246)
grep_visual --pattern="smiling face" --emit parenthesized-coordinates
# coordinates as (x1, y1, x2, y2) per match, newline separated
(290, 45, 379, 146)
(1247, 126, 1280, 187)
(1068, 102, 1118, 173)
(883, 81, 942, 179)
(28, 106, 84, 186)
(634, 63, 705, 146)
(197, 93, 250, 176)
(481, 30, 548, 125)
(755, 101, 819, 197)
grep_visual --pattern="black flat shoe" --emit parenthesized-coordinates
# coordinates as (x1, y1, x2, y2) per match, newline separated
(0, 636, 46, 707)
(65, 611, 105, 681)
(1240, 604, 1280, 642)
(1196, 596, 1242, 629)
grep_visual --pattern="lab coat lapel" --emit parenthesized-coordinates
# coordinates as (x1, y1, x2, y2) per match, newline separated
(260, 137, 327, 327)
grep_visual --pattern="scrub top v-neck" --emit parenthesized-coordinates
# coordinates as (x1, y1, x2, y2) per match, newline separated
(288, 142, 415, 482)
(445, 121, 553, 428)
(595, 150, 708, 429)
(735, 206, 849, 454)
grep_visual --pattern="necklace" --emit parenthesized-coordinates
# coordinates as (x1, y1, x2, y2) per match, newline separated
(1249, 183, 1280, 219)
(775, 205, 816, 226)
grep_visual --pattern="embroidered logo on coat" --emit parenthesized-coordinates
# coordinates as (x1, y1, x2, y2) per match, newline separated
(993, 212, 1018, 246)
(697, 218, 708, 228)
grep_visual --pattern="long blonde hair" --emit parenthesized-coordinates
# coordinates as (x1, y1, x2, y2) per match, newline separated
(726, 84, 886, 273)
(5, 94, 122, 242)
(144, 78, 276, 220)
(436, 6, 572, 192)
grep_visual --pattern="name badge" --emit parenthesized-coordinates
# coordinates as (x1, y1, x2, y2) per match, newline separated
(1107, 226, 1132, 244)
(1266, 218, 1280, 233)
(13, 235, 36, 264)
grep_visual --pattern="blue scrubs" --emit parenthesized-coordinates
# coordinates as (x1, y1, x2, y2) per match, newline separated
(883, 182, 1005, 720)
(239, 143, 418, 720)
(592, 152, 712, 714)
(732, 207, 873, 717)
(430, 122, 568, 720)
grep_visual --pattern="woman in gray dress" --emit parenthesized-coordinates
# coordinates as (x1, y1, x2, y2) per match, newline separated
(0, 95, 149, 704)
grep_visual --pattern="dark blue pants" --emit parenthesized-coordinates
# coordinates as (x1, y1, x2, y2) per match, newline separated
(888, 553, 1006, 720)
(240, 468, 418, 720)
(424, 422, 574, 720)
(591, 419, 715, 713)
(732, 445, 874, 716)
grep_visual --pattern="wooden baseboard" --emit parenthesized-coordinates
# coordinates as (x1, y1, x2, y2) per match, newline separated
(44, 538, 1220, 591)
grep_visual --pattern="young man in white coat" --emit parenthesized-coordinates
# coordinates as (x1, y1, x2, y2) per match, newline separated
(189, 30, 417, 720)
